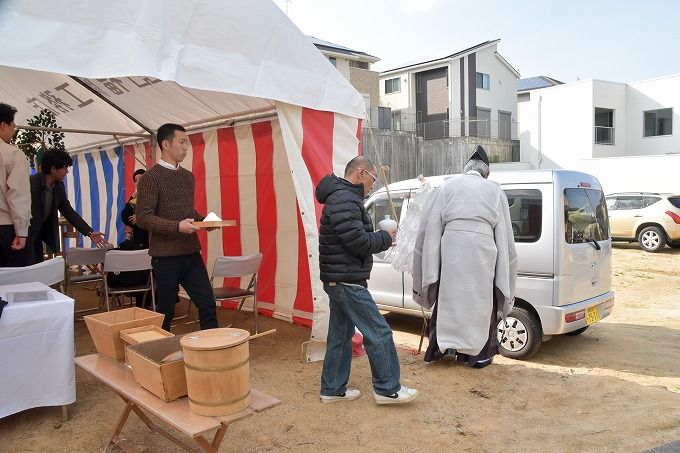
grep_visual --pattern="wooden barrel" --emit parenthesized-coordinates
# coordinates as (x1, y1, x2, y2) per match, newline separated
(180, 328, 251, 416)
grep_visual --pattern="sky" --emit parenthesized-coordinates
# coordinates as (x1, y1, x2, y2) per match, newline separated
(276, 0, 680, 84)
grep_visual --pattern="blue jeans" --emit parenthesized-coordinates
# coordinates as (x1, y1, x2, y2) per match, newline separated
(151, 253, 218, 331)
(320, 282, 401, 397)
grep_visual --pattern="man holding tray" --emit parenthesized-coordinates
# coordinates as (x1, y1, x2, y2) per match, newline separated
(136, 123, 218, 331)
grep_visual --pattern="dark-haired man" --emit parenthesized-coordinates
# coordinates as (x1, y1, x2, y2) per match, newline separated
(29, 148, 107, 263)
(136, 123, 218, 331)
(0, 103, 30, 267)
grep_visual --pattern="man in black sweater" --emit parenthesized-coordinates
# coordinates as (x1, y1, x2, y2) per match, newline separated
(315, 156, 418, 405)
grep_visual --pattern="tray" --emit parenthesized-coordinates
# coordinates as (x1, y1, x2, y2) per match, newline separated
(192, 220, 236, 228)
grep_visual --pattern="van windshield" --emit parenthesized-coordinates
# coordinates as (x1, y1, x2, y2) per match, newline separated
(564, 188, 609, 244)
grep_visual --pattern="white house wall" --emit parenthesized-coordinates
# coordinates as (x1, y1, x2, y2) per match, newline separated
(627, 74, 680, 155)
(592, 80, 627, 158)
(518, 75, 680, 194)
(520, 80, 593, 168)
(380, 73, 411, 112)
(474, 46, 518, 137)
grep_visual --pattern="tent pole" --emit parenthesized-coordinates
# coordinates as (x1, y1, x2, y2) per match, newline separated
(15, 125, 148, 138)
(114, 135, 147, 169)
(69, 76, 154, 135)
(366, 121, 399, 224)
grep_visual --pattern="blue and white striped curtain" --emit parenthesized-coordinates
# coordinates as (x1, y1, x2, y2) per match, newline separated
(64, 146, 126, 248)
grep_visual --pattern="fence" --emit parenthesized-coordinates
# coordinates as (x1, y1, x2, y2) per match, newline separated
(361, 128, 520, 189)
(366, 108, 519, 141)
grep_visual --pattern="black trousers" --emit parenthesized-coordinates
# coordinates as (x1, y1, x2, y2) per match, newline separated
(0, 224, 29, 267)
(151, 252, 218, 331)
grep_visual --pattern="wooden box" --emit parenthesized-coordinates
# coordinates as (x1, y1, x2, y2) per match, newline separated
(127, 335, 188, 402)
(120, 325, 174, 365)
(84, 308, 164, 360)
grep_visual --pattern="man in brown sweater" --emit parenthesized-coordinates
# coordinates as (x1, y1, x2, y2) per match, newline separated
(136, 123, 218, 330)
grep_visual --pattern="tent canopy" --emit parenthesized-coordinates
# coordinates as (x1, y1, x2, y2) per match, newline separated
(0, 0, 366, 362)
(0, 0, 365, 151)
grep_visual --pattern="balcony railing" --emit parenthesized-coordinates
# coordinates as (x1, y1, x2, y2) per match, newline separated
(594, 126, 614, 145)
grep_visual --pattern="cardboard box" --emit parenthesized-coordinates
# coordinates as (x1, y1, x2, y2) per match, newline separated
(84, 307, 164, 360)
(120, 325, 174, 365)
(127, 335, 187, 402)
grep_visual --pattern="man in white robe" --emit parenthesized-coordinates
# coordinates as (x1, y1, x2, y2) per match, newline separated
(412, 145, 517, 367)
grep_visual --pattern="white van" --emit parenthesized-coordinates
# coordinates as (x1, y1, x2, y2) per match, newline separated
(365, 170, 615, 359)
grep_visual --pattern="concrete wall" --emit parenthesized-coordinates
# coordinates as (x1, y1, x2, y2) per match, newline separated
(350, 68, 380, 108)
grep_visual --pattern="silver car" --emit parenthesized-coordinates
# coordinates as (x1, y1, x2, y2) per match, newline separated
(366, 170, 615, 359)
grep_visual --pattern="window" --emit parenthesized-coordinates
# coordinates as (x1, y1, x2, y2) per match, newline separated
(416, 74, 423, 94)
(499, 111, 512, 140)
(644, 108, 672, 137)
(643, 196, 661, 208)
(366, 195, 406, 231)
(504, 189, 542, 242)
(392, 110, 402, 131)
(349, 60, 369, 70)
(564, 188, 609, 244)
(476, 72, 490, 90)
(328, 57, 337, 67)
(385, 77, 400, 94)
(613, 196, 644, 210)
(594, 108, 614, 145)
(476, 107, 491, 138)
(606, 197, 617, 210)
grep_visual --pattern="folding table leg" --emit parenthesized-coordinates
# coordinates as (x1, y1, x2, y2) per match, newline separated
(193, 423, 229, 453)
(61, 404, 69, 422)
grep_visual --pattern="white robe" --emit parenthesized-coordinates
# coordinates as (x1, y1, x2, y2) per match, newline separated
(412, 171, 517, 356)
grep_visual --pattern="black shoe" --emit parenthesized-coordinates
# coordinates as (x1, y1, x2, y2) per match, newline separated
(471, 358, 493, 369)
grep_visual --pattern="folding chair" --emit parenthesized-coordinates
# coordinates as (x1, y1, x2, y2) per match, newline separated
(102, 249, 155, 312)
(64, 246, 112, 313)
(0, 256, 65, 287)
(211, 253, 263, 334)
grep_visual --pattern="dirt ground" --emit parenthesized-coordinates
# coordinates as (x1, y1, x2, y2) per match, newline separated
(1, 244, 679, 452)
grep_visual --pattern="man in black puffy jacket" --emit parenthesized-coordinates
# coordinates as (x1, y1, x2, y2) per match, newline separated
(315, 156, 418, 405)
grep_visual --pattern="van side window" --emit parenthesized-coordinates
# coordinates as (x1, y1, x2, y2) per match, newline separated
(503, 189, 542, 243)
(366, 194, 406, 231)
(564, 188, 609, 244)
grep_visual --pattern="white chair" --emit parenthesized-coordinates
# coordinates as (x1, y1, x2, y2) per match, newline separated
(64, 246, 112, 314)
(0, 257, 65, 287)
(102, 249, 155, 312)
(211, 253, 263, 334)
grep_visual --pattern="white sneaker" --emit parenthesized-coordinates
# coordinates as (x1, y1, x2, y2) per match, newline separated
(320, 388, 361, 403)
(373, 385, 419, 405)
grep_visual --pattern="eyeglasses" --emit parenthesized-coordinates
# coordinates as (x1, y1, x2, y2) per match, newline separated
(360, 168, 377, 183)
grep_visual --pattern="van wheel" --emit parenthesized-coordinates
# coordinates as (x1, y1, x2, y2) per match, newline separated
(497, 307, 542, 359)
(638, 226, 666, 252)
(565, 326, 589, 336)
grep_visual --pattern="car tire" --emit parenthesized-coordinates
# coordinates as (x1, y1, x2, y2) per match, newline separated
(497, 307, 542, 360)
(638, 226, 667, 252)
(564, 326, 589, 336)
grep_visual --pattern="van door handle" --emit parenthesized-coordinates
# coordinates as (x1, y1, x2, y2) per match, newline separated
(633, 215, 642, 217)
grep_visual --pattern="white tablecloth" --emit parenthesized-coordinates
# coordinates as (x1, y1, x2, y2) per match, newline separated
(0, 282, 76, 419)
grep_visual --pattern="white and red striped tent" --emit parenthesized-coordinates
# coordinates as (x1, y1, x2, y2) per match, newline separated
(0, 0, 366, 360)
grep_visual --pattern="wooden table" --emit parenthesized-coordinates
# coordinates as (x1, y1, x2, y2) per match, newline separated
(75, 354, 280, 452)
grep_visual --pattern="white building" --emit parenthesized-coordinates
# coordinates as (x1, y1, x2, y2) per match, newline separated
(518, 74, 680, 193)
(379, 39, 520, 140)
